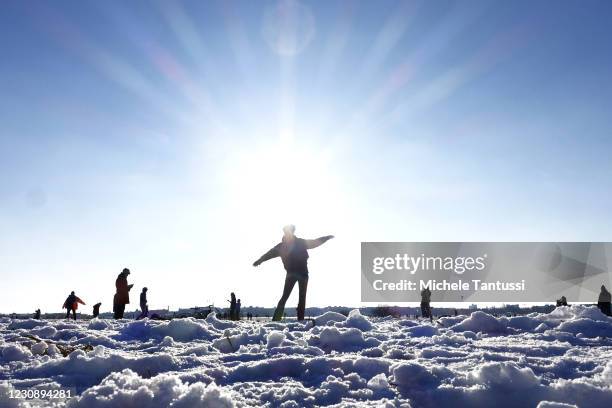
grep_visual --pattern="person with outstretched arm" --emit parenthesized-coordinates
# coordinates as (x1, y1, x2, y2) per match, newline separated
(253, 224, 334, 321)
(63, 291, 85, 320)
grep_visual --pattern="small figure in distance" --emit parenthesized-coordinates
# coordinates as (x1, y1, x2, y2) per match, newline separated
(556, 296, 568, 307)
(598, 285, 611, 316)
(34, 309, 41, 320)
(420, 288, 432, 322)
(236, 299, 241, 321)
(137, 287, 149, 320)
(63, 291, 85, 321)
(92, 302, 102, 318)
(228, 292, 237, 321)
(253, 224, 334, 321)
(114, 268, 134, 319)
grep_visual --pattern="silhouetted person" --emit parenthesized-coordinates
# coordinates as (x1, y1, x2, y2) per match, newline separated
(253, 224, 334, 321)
(63, 291, 85, 320)
(92, 303, 102, 318)
(114, 268, 133, 319)
(598, 285, 611, 316)
(236, 299, 241, 320)
(420, 288, 432, 322)
(34, 309, 41, 320)
(228, 292, 237, 321)
(138, 287, 149, 320)
(556, 296, 568, 307)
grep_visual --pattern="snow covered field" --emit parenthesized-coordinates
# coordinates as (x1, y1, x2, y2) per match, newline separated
(1, 305, 611, 407)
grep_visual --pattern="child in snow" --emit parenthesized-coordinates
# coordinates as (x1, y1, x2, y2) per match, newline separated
(598, 285, 611, 316)
(92, 302, 102, 318)
(138, 287, 149, 319)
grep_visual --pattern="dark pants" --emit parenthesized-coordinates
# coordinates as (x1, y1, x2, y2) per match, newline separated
(114, 303, 126, 319)
(273, 273, 308, 321)
(420, 302, 432, 320)
(598, 301, 611, 316)
(137, 305, 149, 320)
(65, 308, 76, 320)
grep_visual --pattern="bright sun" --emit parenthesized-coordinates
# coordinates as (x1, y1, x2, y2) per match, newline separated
(223, 139, 346, 234)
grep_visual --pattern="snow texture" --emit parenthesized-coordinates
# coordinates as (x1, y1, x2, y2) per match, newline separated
(0, 306, 610, 407)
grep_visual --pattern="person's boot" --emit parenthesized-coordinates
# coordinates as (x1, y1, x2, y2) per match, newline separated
(272, 306, 284, 321)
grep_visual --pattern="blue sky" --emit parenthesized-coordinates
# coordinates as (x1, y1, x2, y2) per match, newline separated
(1, 0, 612, 313)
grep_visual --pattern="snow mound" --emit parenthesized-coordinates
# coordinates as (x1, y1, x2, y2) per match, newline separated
(451, 311, 508, 334)
(8, 319, 46, 330)
(314, 327, 380, 352)
(557, 318, 612, 338)
(205, 312, 235, 330)
(18, 348, 180, 389)
(314, 311, 346, 326)
(66, 369, 234, 408)
(1, 344, 32, 362)
(392, 362, 440, 389)
(342, 309, 373, 331)
(119, 318, 216, 342)
(467, 361, 540, 390)
(31, 341, 48, 355)
(88, 319, 112, 330)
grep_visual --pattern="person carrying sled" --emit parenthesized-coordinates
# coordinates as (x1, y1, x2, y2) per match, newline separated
(253, 224, 334, 321)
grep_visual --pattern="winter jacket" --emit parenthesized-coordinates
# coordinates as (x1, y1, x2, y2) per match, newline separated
(63, 295, 85, 310)
(140, 292, 147, 309)
(115, 272, 132, 305)
(257, 236, 332, 276)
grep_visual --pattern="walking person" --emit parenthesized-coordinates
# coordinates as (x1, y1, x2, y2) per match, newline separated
(63, 291, 85, 320)
(420, 288, 432, 322)
(114, 268, 133, 319)
(253, 224, 334, 321)
(137, 287, 149, 319)
(236, 299, 241, 321)
(598, 285, 611, 316)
